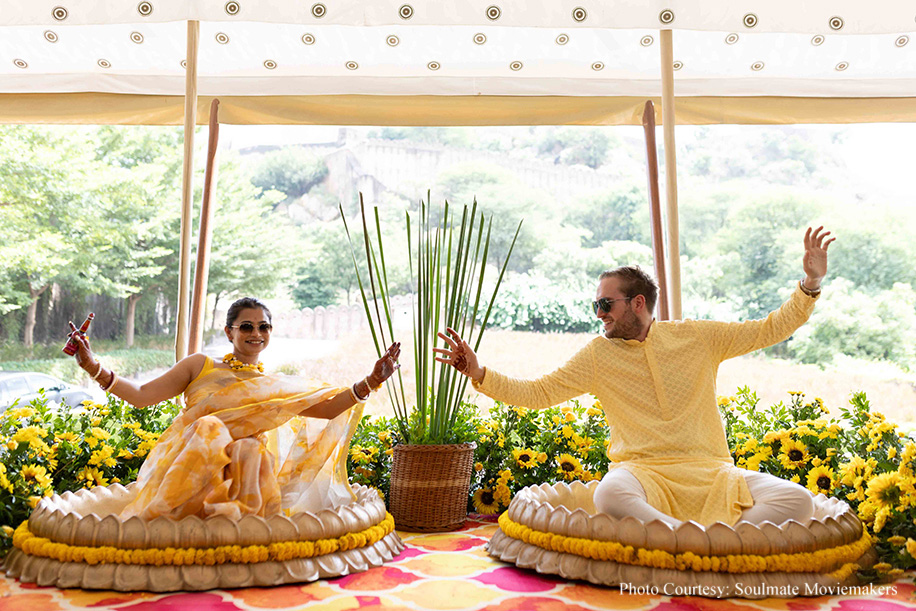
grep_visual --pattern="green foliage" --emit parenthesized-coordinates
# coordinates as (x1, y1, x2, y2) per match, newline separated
(0, 350, 174, 385)
(343, 195, 520, 444)
(827, 230, 916, 291)
(484, 273, 596, 333)
(0, 394, 179, 555)
(566, 184, 650, 248)
(536, 127, 613, 169)
(787, 279, 916, 370)
(291, 223, 368, 308)
(251, 148, 329, 202)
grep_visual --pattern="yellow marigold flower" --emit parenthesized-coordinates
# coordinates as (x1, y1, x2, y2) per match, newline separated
(561, 425, 574, 439)
(905, 538, 916, 558)
(5, 407, 36, 420)
(790, 475, 800, 484)
(564, 412, 575, 423)
(0, 525, 13, 538)
(788, 391, 803, 396)
(55, 431, 79, 444)
(556, 453, 584, 481)
(889, 447, 898, 460)
(778, 439, 809, 470)
(494, 483, 512, 506)
(6, 440, 17, 450)
(551, 415, 561, 425)
(888, 568, 905, 578)
(474, 462, 483, 471)
(887, 535, 906, 546)
(377, 430, 391, 445)
(472, 488, 500, 514)
(806, 466, 835, 495)
(85, 436, 99, 449)
(873, 562, 892, 572)
(27, 496, 41, 509)
(89, 427, 110, 440)
(385, 449, 393, 457)
(512, 448, 538, 469)
(586, 406, 603, 417)
(12, 425, 48, 444)
(763, 430, 790, 445)
(716, 396, 731, 407)
(866, 472, 910, 512)
(90, 417, 102, 426)
(537, 452, 548, 463)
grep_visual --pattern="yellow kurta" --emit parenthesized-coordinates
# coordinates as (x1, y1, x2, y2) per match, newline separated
(477, 285, 818, 525)
(121, 357, 362, 521)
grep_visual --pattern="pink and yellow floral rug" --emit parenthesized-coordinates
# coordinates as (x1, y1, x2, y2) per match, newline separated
(2, 518, 914, 611)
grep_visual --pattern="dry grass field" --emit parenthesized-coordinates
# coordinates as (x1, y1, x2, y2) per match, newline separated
(278, 329, 916, 427)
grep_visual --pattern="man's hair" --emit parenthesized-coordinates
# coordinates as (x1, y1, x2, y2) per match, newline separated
(226, 297, 272, 327)
(599, 266, 658, 314)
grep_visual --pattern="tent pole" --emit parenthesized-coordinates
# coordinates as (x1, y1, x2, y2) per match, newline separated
(175, 20, 200, 362)
(188, 99, 220, 355)
(641, 101, 670, 321)
(659, 29, 682, 319)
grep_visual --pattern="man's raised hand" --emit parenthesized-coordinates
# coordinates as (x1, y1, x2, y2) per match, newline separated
(433, 327, 485, 382)
(803, 226, 835, 290)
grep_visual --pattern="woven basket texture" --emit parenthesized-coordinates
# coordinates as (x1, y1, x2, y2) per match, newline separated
(389, 442, 476, 532)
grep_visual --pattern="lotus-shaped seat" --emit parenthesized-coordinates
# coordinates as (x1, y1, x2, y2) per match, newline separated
(4, 482, 403, 591)
(488, 481, 874, 598)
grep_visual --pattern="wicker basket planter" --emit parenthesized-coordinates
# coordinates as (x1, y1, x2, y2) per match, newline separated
(389, 442, 476, 532)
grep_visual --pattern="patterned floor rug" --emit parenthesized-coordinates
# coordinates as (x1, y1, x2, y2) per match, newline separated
(2, 519, 914, 611)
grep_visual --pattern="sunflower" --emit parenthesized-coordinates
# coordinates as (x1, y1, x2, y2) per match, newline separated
(805, 465, 835, 495)
(472, 488, 500, 514)
(778, 438, 809, 470)
(20, 464, 52, 489)
(76, 466, 108, 488)
(866, 472, 910, 512)
(556, 453, 584, 481)
(512, 448, 538, 469)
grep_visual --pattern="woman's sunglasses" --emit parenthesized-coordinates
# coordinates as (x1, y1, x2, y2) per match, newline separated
(229, 322, 273, 333)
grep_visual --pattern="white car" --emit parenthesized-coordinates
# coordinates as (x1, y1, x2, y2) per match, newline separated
(0, 371, 107, 413)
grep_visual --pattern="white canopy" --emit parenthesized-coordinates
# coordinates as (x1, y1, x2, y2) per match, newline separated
(2, 1, 914, 124)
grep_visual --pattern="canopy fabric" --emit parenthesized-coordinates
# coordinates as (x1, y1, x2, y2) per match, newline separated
(1, 1, 914, 124)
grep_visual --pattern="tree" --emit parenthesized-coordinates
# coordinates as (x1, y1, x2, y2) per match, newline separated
(536, 127, 612, 169)
(566, 184, 650, 249)
(250, 148, 328, 204)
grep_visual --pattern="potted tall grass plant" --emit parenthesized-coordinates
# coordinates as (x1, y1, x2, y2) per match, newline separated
(342, 194, 520, 530)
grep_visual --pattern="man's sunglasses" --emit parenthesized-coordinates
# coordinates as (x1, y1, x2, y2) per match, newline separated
(591, 297, 632, 315)
(229, 322, 273, 333)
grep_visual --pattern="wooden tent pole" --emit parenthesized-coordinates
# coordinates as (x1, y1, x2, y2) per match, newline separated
(641, 101, 670, 321)
(188, 99, 220, 355)
(175, 20, 200, 362)
(659, 29, 682, 320)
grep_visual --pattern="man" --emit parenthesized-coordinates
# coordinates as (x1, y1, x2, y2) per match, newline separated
(435, 227, 834, 526)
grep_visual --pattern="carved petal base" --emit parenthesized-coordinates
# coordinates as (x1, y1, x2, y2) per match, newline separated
(487, 481, 876, 599)
(4, 483, 405, 592)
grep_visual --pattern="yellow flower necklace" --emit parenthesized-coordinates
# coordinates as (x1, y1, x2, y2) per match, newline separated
(222, 353, 264, 373)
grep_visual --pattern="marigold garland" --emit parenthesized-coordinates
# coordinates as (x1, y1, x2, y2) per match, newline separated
(12, 513, 394, 567)
(497, 512, 871, 575)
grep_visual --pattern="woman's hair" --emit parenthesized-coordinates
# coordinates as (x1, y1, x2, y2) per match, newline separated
(225, 297, 272, 327)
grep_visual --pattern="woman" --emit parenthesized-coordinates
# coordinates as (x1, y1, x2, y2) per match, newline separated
(70, 297, 400, 521)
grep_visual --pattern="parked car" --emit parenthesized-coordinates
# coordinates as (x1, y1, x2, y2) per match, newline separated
(0, 371, 106, 413)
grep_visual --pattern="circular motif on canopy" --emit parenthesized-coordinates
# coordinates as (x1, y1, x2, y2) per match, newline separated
(137, 2, 153, 17)
(13, 59, 28, 69)
(399, 4, 413, 19)
(751, 61, 764, 71)
(130, 32, 144, 44)
(312, 3, 326, 18)
(52, 6, 68, 21)
(180, 59, 187, 68)
(225, 2, 240, 16)
(673, 60, 683, 70)
(98, 59, 111, 69)
(811, 35, 825, 46)
(302, 33, 316, 45)
(215, 32, 230, 44)
(387, 35, 399, 46)
(659, 9, 674, 25)
(509, 61, 523, 71)
(725, 33, 739, 44)
(486, 6, 501, 21)
(743, 13, 758, 28)
(572, 7, 587, 22)
(640, 35, 654, 47)
(591, 61, 604, 71)
(829, 16, 844, 31)
(264, 60, 277, 69)
(556, 33, 569, 45)
(346, 61, 359, 70)
(896, 35, 909, 47)
(44, 31, 59, 43)
(835, 61, 849, 71)
(427, 61, 441, 70)
(474, 33, 487, 45)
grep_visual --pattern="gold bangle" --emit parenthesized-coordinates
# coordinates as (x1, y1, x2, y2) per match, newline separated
(90, 364, 104, 383)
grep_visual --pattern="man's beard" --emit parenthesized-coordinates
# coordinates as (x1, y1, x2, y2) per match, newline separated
(604, 305, 641, 340)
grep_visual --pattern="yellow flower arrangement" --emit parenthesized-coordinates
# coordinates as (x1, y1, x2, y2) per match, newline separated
(778, 438, 810, 470)
(512, 449, 538, 469)
(472, 488, 500, 514)
(556, 453, 584, 481)
(806, 465, 835, 495)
